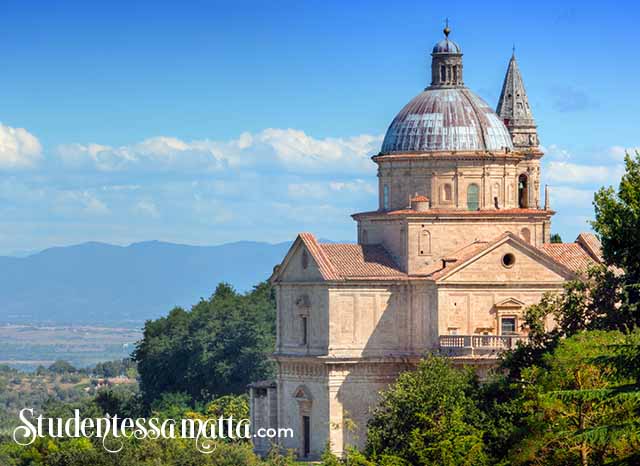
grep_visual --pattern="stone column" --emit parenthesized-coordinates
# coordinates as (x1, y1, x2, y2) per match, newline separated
(527, 167, 534, 209)
(482, 165, 488, 209)
(328, 373, 345, 456)
(454, 168, 460, 208)
(275, 287, 282, 351)
(430, 172, 436, 207)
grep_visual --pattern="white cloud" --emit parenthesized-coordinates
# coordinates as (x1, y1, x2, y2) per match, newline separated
(548, 186, 594, 207)
(329, 179, 376, 195)
(133, 200, 160, 218)
(288, 179, 376, 201)
(542, 144, 572, 161)
(56, 139, 223, 172)
(0, 123, 42, 169)
(56, 129, 383, 175)
(609, 146, 640, 161)
(545, 161, 622, 185)
(54, 191, 110, 216)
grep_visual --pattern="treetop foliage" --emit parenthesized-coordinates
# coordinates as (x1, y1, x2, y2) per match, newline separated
(133, 281, 276, 406)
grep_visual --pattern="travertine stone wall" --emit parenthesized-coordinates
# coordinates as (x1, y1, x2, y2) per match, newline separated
(376, 156, 541, 211)
(327, 284, 438, 357)
(277, 363, 329, 460)
(358, 215, 549, 274)
(250, 386, 278, 456)
(277, 283, 329, 355)
(438, 286, 558, 336)
(277, 242, 324, 283)
(436, 242, 566, 335)
(275, 360, 414, 459)
(441, 242, 565, 284)
(331, 362, 411, 452)
(277, 282, 440, 360)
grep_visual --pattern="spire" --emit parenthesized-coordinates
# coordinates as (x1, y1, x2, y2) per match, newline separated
(496, 52, 539, 150)
(443, 18, 451, 38)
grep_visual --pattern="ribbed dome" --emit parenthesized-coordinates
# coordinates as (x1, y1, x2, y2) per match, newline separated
(432, 38, 461, 54)
(380, 88, 514, 153)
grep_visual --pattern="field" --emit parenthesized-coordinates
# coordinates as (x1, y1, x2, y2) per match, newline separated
(0, 324, 142, 371)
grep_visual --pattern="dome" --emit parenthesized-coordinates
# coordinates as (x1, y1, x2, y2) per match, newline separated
(380, 88, 514, 153)
(432, 38, 461, 54)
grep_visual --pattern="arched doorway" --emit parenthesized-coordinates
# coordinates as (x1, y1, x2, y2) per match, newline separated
(518, 174, 528, 208)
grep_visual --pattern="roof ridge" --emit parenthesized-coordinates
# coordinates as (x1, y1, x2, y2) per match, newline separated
(298, 233, 340, 280)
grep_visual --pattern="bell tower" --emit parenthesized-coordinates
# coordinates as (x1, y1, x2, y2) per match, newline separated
(496, 50, 540, 151)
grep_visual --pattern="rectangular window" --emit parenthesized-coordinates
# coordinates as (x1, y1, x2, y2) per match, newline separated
(383, 184, 390, 210)
(302, 316, 308, 345)
(303, 415, 311, 457)
(501, 317, 516, 335)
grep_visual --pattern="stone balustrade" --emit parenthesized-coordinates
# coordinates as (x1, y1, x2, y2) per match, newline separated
(438, 334, 528, 358)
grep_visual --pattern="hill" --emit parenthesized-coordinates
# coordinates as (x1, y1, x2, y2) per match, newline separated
(0, 240, 293, 326)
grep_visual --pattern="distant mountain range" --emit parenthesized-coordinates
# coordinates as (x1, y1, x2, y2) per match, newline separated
(0, 240, 302, 326)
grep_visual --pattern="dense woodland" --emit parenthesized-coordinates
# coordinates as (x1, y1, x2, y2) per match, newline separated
(1, 151, 640, 465)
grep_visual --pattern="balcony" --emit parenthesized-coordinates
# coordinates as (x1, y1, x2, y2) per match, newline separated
(439, 334, 528, 358)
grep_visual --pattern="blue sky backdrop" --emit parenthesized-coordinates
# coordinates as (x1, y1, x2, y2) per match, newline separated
(0, 0, 638, 254)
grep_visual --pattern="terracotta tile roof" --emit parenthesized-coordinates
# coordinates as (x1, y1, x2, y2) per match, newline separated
(298, 233, 339, 280)
(319, 243, 406, 280)
(411, 195, 430, 202)
(576, 232, 603, 261)
(422, 240, 491, 279)
(541, 242, 597, 273)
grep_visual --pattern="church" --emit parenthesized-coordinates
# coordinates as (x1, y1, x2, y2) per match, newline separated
(249, 26, 603, 460)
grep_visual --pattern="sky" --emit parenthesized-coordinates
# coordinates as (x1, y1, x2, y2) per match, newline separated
(0, 0, 638, 255)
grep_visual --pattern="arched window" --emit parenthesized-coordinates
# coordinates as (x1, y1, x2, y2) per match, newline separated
(518, 174, 528, 208)
(419, 229, 431, 255)
(492, 183, 500, 206)
(467, 184, 480, 211)
(383, 185, 390, 210)
(440, 65, 446, 82)
(521, 228, 531, 244)
(443, 183, 452, 202)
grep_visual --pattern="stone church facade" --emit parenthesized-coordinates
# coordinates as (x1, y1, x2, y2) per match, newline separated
(249, 27, 603, 460)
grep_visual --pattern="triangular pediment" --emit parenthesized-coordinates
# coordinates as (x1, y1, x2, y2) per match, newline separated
(495, 297, 526, 308)
(270, 233, 337, 283)
(436, 232, 577, 283)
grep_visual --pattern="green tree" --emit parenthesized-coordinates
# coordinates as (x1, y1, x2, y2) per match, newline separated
(592, 150, 640, 329)
(205, 394, 249, 420)
(366, 356, 488, 466)
(512, 330, 640, 466)
(48, 360, 77, 374)
(502, 265, 620, 380)
(134, 281, 276, 405)
(550, 233, 563, 243)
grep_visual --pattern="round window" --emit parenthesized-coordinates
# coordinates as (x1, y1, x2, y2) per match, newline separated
(502, 253, 516, 268)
